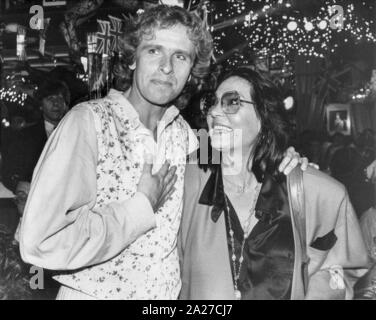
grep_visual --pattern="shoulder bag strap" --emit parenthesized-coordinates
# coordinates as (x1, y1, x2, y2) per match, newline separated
(288, 167, 309, 295)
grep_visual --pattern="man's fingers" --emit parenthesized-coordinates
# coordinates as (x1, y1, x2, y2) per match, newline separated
(142, 153, 154, 174)
(300, 157, 309, 171)
(283, 157, 299, 175)
(309, 162, 320, 170)
(142, 162, 153, 175)
(279, 156, 291, 172)
(157, 160, 171, 178)
(166, 187, 177, 201)
(156, 184, 177, 211)
(161, 174, 178, 198)
(163, 186, 177, 204)
(164, 166, 177, 184)
(284, 146, 296, 157)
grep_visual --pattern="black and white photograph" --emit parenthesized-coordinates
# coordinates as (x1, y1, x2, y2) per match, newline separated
(327, 103, 351, 135)
(0, 0, 375, 306)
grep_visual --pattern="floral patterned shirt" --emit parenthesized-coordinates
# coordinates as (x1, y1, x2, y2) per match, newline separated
(20, 89, 198, 299)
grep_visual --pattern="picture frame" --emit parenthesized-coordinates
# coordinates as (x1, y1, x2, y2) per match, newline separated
(326, 103, 351, 136)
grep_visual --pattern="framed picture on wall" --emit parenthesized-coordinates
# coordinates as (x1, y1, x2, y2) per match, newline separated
(326, 103, 351, 136)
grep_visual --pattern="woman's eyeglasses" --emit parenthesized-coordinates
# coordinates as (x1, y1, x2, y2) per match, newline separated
(202, 91, 255, 115)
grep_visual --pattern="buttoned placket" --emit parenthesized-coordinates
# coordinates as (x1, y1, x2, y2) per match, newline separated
(109, 89, 184, 297)
(128, 108, 180, 296)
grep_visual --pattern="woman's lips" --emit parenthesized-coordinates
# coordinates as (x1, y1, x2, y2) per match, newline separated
(211, 124, 233, 133)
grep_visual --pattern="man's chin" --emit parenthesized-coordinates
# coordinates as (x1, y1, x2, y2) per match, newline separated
(147, 96, 177, 107)
(145, 86, 180, 106)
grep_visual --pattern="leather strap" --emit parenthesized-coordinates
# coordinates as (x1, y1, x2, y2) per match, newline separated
(288, 167, 309, 295)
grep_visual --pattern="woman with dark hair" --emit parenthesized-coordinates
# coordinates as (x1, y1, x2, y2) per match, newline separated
(179, 67, 369, 300)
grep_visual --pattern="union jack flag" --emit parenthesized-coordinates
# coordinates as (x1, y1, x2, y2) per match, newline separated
(96, 20, 111, 55)
(109, 15, 123, 52)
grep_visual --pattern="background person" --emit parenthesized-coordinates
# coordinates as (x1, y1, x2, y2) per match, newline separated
(1, 80, 70, 216)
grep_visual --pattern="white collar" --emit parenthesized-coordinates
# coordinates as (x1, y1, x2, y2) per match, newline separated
(44, 120, 55, 138)
(106, 89, 180, 132)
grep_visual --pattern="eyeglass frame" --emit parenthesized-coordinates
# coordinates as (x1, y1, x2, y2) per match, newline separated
(201, 90, 255, 115)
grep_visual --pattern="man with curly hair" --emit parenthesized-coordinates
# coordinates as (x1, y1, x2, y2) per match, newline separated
(19, 5, 213, 300)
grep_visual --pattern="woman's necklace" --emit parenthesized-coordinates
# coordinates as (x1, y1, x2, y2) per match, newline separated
(223, 182, 262, 300)
(223, 175, 252, 194)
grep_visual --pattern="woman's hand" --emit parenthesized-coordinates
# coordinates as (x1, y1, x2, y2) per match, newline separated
(279, 146, 318, 175)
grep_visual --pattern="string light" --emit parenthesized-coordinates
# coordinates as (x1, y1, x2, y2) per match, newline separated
(304, 21, 314, 32)
(208, 0, 376, 67)
(0, 87, 28, 106)
(77, 73, 89, 82)
(1, 118, 10, 128)
(318, 20, 328, 30)
(287, 20, 298, 31)
(351, 82, 374, 102)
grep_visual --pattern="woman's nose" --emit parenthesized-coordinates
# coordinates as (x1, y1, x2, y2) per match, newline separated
(209, 102, 224, 117)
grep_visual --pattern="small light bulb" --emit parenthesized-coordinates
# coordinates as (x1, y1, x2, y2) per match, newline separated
(318, 20, 328, 30)
(287, 21, 298, 31)
(304, 21, 314, 31)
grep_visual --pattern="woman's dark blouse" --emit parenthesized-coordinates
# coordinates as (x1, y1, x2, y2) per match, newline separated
(199, 166, 295, 300)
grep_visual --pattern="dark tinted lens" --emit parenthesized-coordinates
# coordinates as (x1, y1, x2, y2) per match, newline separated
(221, 91, 241, 113)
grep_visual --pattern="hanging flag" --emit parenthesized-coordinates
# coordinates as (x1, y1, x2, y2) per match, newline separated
(96, 20, 111, 55)
(108, 15, 123, 52)
(0, 24, 4, 63)
(39, 18, 51, 56)
(87, 33, 97, 54)
(87, 33, 99, 99)
(17, 26, 27, 61)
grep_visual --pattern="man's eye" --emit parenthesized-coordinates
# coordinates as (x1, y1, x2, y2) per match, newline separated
(175, 54, 187, 61)
(149, 49, 159, 54)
